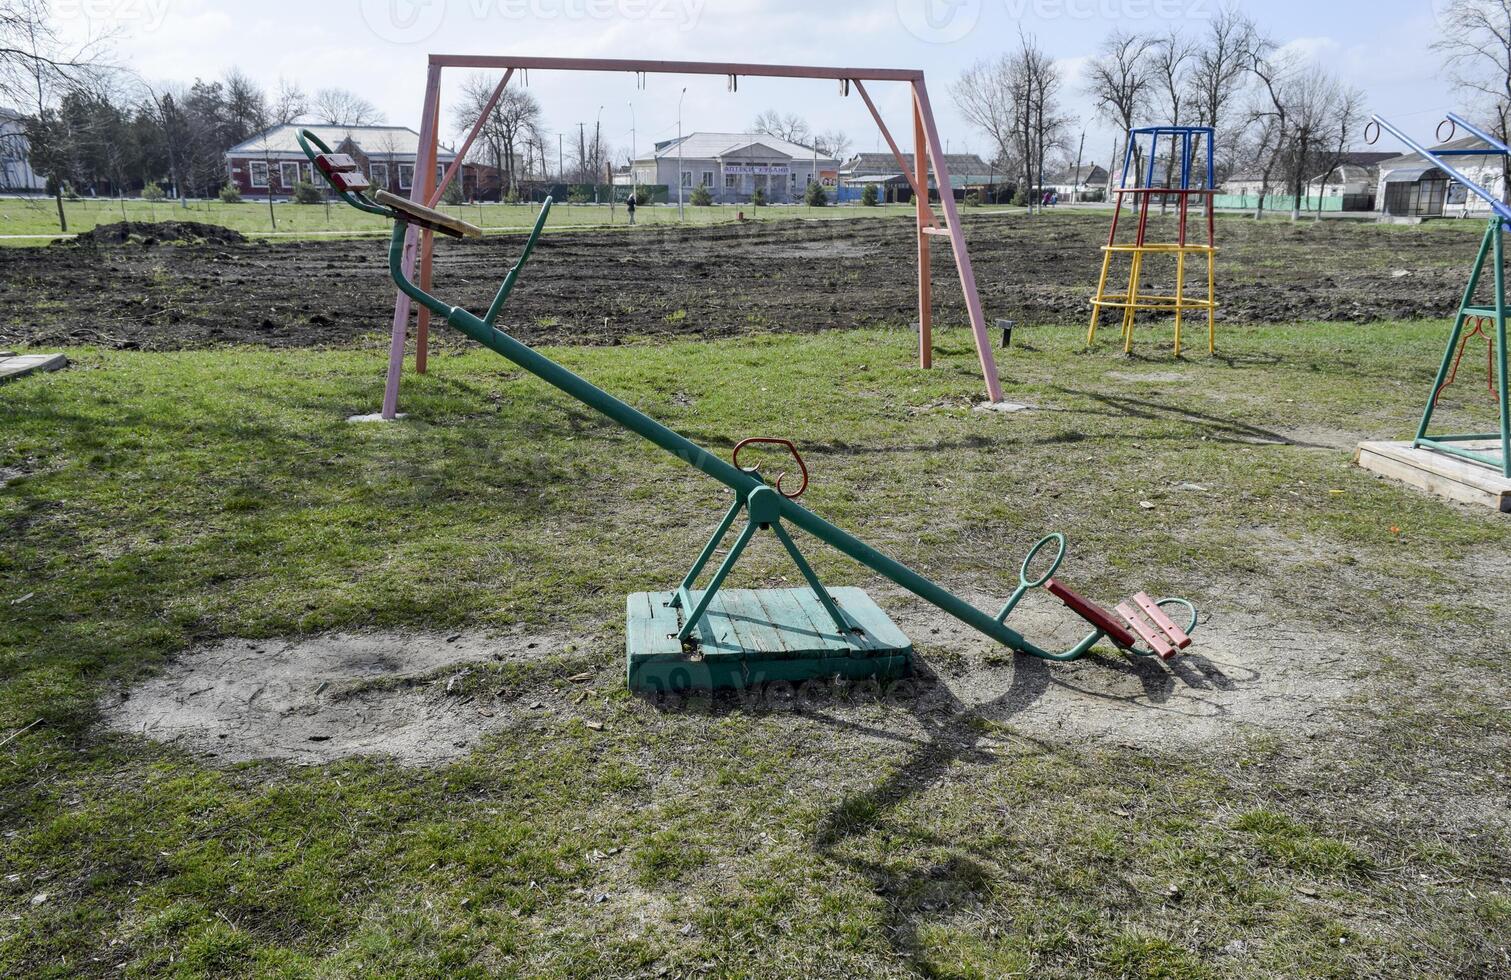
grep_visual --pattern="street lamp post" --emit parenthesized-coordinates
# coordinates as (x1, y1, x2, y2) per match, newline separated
(677, 86, 687, 221)
(594, 105, 604, 204)
(628, 100, 637, 205)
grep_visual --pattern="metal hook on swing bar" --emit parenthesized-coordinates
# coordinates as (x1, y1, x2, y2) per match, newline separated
(1437, 117, 1457, 144)
(732, 437, 809, 499)
(1363, 120, 1380, 145)
(727, 74, 738, 92)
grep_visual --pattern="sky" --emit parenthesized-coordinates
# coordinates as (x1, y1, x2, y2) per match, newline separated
(48, 0, 1468, 167)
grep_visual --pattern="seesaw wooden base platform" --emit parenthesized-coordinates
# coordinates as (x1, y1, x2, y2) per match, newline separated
(626, 587, 913, 692)
(1355, 440, 1510, 513)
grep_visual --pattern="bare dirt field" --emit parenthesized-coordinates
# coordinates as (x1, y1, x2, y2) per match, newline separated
(0, 210, 1482, 351)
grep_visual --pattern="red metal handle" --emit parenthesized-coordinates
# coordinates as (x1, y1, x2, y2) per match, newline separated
(732, 437, 809, 499)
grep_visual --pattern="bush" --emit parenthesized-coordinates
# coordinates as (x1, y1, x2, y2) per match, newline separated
(291, 181, 322, 204)
(804, 181, 828, 207)
(219, 183, 242, 204)
(1011, 184, 1029, 207)
(141, 181, 166, 202)
(441, 180, 464, 205)
(964, 189, 982, 207)
(63, 183, 81, 201)
(751, 186, 767, 207)
(861, 183, 879, 207)
(504, 185, 521, 205)
(690, 183, 712, 206)
(634, 187, 652, 206)
(567, 186, 590, 204)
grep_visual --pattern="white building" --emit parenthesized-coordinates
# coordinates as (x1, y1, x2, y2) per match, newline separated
(1376, 135, 1506, 218)
(631, 132, 837, 204)
(0, 108, 46, 193)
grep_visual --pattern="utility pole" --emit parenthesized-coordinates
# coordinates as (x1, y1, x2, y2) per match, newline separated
(677, 86, 687, 221)
(578, 122, 586, 185)
(558, 133, 563, 182)
(628, 100, 636, 204)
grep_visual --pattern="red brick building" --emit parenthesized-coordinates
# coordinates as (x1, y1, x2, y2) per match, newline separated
(224, 124, 458, 199)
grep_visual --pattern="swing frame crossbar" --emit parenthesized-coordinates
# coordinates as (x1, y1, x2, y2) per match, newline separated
(1371, 112, 1511, 477)
(1088, 126, 1218, 357)
(377, 54, 1007, 420)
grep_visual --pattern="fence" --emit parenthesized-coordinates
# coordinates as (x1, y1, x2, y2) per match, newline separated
(1212, 193, 1374, 213)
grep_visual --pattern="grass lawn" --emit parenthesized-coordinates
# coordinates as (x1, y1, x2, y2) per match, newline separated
(0, 196, 951, 242)
(1, 321, 1508, 976)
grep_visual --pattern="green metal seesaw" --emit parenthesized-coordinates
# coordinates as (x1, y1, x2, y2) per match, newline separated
(297, 129, 1200, 692)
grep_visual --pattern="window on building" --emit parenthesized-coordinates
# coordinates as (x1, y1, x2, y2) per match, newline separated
(370, 163, 389, 189)
(436, 163, 446, 187)
(790, 173, 798, 190)
(248, 160, 269, 188)
(398, 163, 415, 189)
(681, 171, 692, 188)
(280, 161, 300, 188)
(805, 173, 814, 186)
(724, 173, 737, 190)
(701, 171, 713, 187)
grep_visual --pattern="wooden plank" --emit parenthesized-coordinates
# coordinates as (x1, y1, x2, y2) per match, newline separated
(0, 353, 66, 382)
(1356, 441, 1510, 513)
(782, 588, 858, 654)
(716, 590, 791, 656)
(624, 592, 683, 662)
(1115, 601, 1176, 661)
(691, 590, 745, 659)
(829, 587, 913, 653)
(1131, 592, 1192, 649)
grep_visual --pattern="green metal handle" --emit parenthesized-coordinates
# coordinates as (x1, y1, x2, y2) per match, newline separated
(485, 199, 553, 326)
(1020, 533, 1066, 588)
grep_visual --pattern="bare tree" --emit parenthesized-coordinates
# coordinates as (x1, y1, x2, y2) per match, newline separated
(815, 128, 851, 159)
(1433, 0, 1511, 199)
(272, 78, 308, 125)
(453, 75, 543, 199)
(1150, 28, 1196, 197)
(1308, 82, 1366, 217)
(1189, 4, 1257, 182)
(1085, 29, 1155, 188)
(753, 109, 810, 144)
(2, 0, 115, 229)
(313, 87, 384, 127)
(955, 34, 1068, 213)
(953, 58, 1021, 179)
(1246, 37, 1297, 219)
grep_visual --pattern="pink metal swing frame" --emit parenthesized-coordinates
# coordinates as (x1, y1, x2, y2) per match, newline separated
(377, 54, 1006, 419)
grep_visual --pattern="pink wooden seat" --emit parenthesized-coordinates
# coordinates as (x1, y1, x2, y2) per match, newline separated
(1047, 581, 1191, 661)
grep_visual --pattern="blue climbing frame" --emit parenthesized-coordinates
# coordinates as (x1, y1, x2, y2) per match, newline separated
(1120, 125, 1216, 191)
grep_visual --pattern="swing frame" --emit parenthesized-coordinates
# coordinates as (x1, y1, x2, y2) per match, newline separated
(374, 54, 1007, 419)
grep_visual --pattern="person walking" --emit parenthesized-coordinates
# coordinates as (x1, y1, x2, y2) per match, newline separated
(626, 194, 637, 226)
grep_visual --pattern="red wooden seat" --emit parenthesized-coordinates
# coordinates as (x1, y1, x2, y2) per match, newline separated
(313, 153, 371, 194)
(1046, 579, 1137, 649)
(1047, 580, 1191, 661)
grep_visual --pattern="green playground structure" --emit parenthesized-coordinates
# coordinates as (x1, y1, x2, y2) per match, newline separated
(297, 128, 1200, 692)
